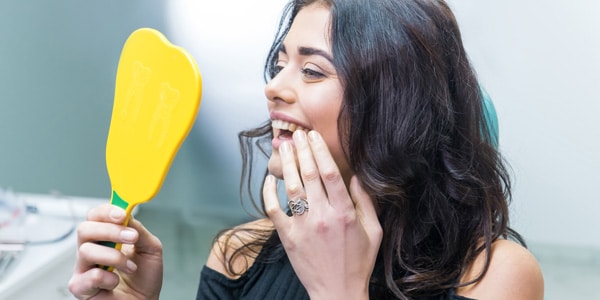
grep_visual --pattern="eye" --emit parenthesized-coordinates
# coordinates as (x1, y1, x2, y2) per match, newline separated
(301, 67, 325, 80)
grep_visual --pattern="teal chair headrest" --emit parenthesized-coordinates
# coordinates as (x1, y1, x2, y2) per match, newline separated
(481, 87, 499, 148)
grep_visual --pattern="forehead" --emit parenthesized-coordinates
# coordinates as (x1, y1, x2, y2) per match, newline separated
(284, 3, 332, 51)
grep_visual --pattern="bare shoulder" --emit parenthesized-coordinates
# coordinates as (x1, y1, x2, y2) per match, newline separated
(205, 218, 273, 279)
(457, 239, 545, 300)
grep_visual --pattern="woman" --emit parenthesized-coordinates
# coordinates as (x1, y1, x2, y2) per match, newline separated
(69, 0, 544, 299)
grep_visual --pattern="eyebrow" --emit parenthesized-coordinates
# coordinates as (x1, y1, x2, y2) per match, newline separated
(278, 44, 334, 64)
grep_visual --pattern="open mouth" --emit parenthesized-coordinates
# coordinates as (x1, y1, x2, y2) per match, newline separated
(272, 119, 307, 138)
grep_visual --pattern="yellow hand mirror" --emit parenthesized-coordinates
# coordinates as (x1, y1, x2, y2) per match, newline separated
(100, 28, 202, 270)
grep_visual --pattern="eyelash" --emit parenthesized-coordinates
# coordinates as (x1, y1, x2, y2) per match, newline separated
(301, 67, 325, 80)
(270, 64, 325, 80)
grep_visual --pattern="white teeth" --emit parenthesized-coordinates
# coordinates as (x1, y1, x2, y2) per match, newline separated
(271, 119, 305, 132)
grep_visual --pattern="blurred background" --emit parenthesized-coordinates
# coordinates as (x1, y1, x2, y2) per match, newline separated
(0, 0, 598, 298)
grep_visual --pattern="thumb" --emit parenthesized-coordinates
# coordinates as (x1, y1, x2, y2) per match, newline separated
(127, 216, 163, 255)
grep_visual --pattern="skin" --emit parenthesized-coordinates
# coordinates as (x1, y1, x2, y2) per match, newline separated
(69, 3, 543, 300)
(457, 240, 545, 299)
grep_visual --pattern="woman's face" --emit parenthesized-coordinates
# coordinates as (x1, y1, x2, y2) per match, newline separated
(265, 3, 351, 183)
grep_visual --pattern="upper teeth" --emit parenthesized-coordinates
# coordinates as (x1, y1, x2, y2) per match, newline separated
(272, 119, 305, 132)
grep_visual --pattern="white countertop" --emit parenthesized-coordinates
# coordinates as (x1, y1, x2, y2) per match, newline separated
(0, 193, 106, 300)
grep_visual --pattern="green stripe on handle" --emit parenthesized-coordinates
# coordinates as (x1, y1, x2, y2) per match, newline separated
(111, 190, 129, 210)
(98, 190, 131, 271)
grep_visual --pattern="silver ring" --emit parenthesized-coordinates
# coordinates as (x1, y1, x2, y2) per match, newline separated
(288, 198, 309, 216)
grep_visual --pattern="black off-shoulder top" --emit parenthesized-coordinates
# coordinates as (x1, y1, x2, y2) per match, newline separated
(196, 245, 473, 300)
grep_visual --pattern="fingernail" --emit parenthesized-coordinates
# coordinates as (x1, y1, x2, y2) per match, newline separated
(308, 131, 319, 142)
(126, 259, 138, 273)
(265, 174, 274, 184)
(294, 130, 307, 143)
(110, 208, 125, 221)
(120, 228, 137, 242)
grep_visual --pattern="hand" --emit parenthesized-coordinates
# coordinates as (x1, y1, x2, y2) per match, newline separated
(68, 204, 163, 300)
(263, 130, 383, 300)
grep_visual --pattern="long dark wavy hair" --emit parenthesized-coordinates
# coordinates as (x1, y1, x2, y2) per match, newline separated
(220, 0, 525, 299)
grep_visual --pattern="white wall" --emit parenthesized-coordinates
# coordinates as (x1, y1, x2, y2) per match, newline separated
(447, 0, 600, 248)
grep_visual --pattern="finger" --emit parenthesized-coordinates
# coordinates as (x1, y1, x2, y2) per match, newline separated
(68, 267, 119, 299)
(79, 204, 132, 246)
(76, 219, 138, 247)
(263, 174, 289, 229)
(293, 130, 326, 204)
(307, 130, 352, 210)
(86, 203, 128, 224)
(349, 176, 382, 239)
(122, 217, 163, 272)
(76, 241, 137, 274)
(279, 141, 306, 202)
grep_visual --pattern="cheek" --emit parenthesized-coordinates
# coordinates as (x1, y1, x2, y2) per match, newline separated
(324, 136, 351, 179)
(315, 118, 351, 179)
(306, 94, 349, 178)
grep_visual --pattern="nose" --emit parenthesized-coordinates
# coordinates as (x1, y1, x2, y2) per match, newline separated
(265, 68, 296, 105)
